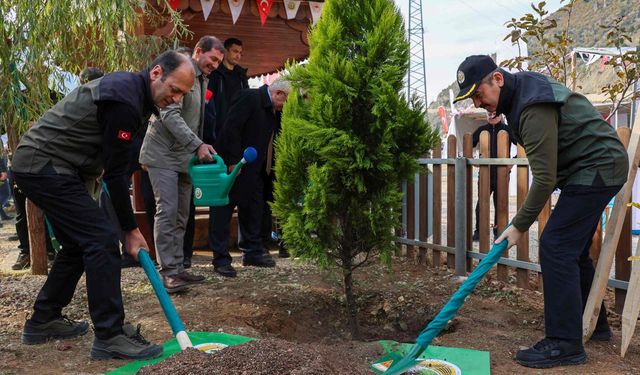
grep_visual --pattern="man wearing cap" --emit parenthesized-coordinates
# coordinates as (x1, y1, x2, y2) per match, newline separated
(454, 55, 627, 368)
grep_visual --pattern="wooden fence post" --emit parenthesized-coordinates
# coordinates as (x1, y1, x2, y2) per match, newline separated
(432, 142, 442, 267)
(418, 163, 428, 265)
(406, 173, 416, 261)
(516, 145, 530, 289)
(463, 134, 473, 272)
(478, 131, 490, 254)
(447, 135, 456, 269)
(496, 130, 510, 282)
(615, 127, 632, 313)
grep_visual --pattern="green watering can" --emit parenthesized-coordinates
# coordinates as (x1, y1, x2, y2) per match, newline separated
(189, 147, 258, 207)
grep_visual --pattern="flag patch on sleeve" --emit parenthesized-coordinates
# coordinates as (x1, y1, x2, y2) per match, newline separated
(117, 130, 131, 141)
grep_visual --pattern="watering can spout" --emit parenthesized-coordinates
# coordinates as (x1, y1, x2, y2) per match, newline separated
(223, 146, 258, 196)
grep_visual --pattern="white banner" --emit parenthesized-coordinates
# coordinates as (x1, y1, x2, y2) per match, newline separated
(201, 0, 215, 21)
(308, 1, 324, 25)
(228, 0, 245, 24)
(283, 0, 301, 20)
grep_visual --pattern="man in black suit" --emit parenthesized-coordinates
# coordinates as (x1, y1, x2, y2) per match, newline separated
(209, 78, 291, 277)
(471, 112, 516, 240)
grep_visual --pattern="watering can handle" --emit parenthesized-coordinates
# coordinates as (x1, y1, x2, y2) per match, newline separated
(189, 153, 225, 167)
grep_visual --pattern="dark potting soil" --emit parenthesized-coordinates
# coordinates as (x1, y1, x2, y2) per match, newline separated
(137, 338, 378, 375)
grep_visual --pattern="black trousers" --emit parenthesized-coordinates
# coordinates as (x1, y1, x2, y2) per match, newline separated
(209, 181, 264, 267)
(13, 171, 124, 340)
(260, 172, 275, 245)
(474, 182, 498, 234)
(540, 184, 620, 340)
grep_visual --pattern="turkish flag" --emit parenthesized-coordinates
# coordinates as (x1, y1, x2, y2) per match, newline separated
(205, 89, 213, 103)
(168, 0, 180, 11)
(256, 0, 273, 26)
(117, 130, 132, 141)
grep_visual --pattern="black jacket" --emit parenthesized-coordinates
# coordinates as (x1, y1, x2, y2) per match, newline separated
(215, 85, 279, 204)
(204, 63, 249, 144)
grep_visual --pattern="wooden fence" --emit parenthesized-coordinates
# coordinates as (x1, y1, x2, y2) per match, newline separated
(397, 128, 633, 313)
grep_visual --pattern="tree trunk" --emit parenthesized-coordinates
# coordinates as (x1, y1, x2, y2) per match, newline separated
(342, 258, 360, 339)
(26, 199, 48, 275)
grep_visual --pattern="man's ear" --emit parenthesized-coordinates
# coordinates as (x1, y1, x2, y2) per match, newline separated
(494, 71, 505, 88)
(193, 47, 202, 59)
(150, 65, 163, 82)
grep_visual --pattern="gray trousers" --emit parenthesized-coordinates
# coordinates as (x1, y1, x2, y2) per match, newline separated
(148, 167, 192, 276)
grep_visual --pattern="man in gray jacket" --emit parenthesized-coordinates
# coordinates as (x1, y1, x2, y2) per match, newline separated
(139, 36, 224, 293)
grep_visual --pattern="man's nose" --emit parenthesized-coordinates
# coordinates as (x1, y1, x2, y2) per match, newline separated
(472, 97, 481, 108)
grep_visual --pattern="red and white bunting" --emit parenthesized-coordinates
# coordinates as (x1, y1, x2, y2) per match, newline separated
(256, 0, 273, 26)
(168, 0, 180, 11)
(201, 0, 215, 21)
(283, 0, 301, 20)
(228, 0, 245, 24)
(308, 1, 324, 25)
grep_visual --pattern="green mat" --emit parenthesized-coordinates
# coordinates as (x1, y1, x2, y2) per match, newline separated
(109, 334, 489, 374)
(107, 331, 254, 374)
(371, 340, 490, 374)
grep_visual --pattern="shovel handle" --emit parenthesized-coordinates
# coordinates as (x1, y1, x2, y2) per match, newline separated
(138, 249, 192, 350)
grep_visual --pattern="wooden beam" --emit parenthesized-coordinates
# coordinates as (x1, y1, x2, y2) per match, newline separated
(583, 113, 640, 341)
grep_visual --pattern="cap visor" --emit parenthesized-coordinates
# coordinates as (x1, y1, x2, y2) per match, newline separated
(453, 82, 478, 103)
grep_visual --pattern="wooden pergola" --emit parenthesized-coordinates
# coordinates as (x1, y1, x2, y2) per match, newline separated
(143, 0, 323, 76)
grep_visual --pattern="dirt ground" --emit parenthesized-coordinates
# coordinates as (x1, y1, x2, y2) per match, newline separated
(1, 216, 640, 374)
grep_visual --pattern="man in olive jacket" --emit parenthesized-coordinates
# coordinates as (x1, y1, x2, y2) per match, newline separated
(454, 55, 628, 369)
(12, 50, 195, 360)
(139, 36, 224, 293)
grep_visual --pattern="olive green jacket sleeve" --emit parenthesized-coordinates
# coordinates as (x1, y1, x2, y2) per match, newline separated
(511, 104, 559, 231)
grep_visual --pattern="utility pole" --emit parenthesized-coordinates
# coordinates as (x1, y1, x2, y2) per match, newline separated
(407, 0, 427, 102)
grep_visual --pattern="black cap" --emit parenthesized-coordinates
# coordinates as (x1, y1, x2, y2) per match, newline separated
(453, 55, 497, 103)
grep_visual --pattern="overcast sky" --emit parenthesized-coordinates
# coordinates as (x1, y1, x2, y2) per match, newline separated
(392, 0, 564, 104)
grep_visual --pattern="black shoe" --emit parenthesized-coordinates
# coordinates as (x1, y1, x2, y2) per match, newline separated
(8, 234, 19, 241)
(515, 338, 586, 368)
(161, 275, 190, 294)
(12, 253, 30, 270)
(177, 270, 206, 285)
(242, 254, 276, 268)
(472, 231, 479, 241)
(183, 256, 192, 269)
(91, 323, 162, 360)
(214, 264, 237, 278)
(278, 241, 290, 258)
(22, 316, 89, 345)
(591, 325, 612, 342)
